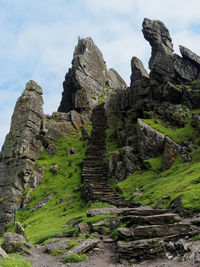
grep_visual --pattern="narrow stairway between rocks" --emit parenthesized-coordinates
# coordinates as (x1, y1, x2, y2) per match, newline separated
(82, 104, 136, 207)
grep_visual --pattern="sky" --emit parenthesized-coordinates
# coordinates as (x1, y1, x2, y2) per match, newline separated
(0, 0, 200, 148)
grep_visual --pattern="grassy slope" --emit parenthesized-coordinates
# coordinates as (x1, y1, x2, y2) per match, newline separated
(118, 113, 200, 211)
(6, 129, 109, 244)
(0, 254, 31, 267)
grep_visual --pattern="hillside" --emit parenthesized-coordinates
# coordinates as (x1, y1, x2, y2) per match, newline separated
(0, 18, 200, 266)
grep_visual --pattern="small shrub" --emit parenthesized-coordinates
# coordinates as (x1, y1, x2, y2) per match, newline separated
(64, 253, 87, 263)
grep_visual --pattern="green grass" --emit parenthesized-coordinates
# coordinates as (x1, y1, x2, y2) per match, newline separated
(142, 119, 195, 144)
(64, 253, 87, 263)
(0, 254, 31, 267)
(67, 240, 79, 248)
(6, 134, 89, 244)
(105, 116, 119, 160)
(144, 156, 163, 171)
(98, 89, 105, 104)
(118, 151, 200, 211)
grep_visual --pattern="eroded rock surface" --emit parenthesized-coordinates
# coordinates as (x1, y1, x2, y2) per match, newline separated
(0, 81, 44, 234)
(58, 37, 126, 118)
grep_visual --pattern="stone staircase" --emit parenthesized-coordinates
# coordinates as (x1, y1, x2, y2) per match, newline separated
(116, 206, 199, 262)
(82, 104, 137, 207)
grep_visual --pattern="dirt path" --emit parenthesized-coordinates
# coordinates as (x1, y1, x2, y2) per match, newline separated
(24, 240, 197, 267)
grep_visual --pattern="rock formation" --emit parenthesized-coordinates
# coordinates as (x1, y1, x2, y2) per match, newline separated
(0, 81, 44, 234)
(58, 37, 126, 118)
(0, 17, 200, 266)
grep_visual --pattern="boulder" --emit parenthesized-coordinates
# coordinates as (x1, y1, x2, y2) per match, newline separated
(78, 222, 90, 236)
(117, 238, 165, 261)
(137, 119, 165, 159)
(64, 238, 101, 257)
(0, 247, 8, 258)
(2, 232, 31, 255)
(15, 221, 26, 238)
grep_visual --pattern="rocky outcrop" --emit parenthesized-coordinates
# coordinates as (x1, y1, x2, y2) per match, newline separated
(2, 232, 32, 255)
(58, 37, 126, 118)
(0, 81, 44, 234)
(137, 119, 181, 169)
(180, 45, 200, 68)
(142, 18, 200, 86)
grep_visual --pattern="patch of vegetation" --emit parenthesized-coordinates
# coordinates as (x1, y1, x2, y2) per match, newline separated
(144, 156, 163, 171)
(98, 89, 105, 104)
(64, 253, 87, 263)
(118, 151, 200, 211)
(67, 240, 79, 248)
(6, 133, 89, 243)
(105, 116, 119, 160)
(192, 234, 200, 241)
(49, 249, 65, 256)
(0, 254, 31, 267)
(84, 215, 113, 225)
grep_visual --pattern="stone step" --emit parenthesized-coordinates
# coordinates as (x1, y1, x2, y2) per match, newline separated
(121, 207, 167, 217)
(117, 238, 165, 261)
(117, 224, 192, 240)
(120, 213, 181, 226)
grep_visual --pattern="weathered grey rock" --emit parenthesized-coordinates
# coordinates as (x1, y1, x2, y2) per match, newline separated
(87, 207, 121, 217)
(58, 37, 126, 118)
(43, 238, 71, 253)
(163, 137, 181, 170)
(45, 110, 89, 141)
(78, 222, 90, 235)
(67, 147, 78, 155)
(15, 221, 26, 238)
(118, 238, 165, 261)
(2, 232, 31, 255)
(0, 247, 8, 258)
(180, 45, 200, 68)
(137, 119, 165, 159)
(46, 143, 57, 155)
(0, 80, 44, 234)
(130, 57, 149, 85)
(159, 82, 183, 103)
(64, 238, 101, 257)
(109, 151, 120, 177)
(121, 213, 181, 226)
(80, 126, 89, 141)
(121, 206, 167, 216)
(174, 54, 198, 82)
(142, 18, 174, 81)
(117, 224, 191, 240)
(107, 68, 127, 90)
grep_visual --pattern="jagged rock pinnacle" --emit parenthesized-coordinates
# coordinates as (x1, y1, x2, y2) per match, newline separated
(0, 80, 44, 234)
(58, 37, 126, 117)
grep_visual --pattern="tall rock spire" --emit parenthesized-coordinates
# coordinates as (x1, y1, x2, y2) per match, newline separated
(0, 80, 44, 234)
(58, 37, 126, 117)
